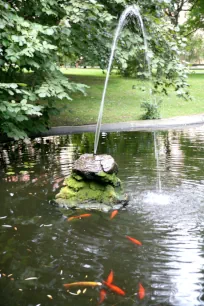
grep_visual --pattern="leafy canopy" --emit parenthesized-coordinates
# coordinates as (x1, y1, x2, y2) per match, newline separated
(0, 0, 192, 139)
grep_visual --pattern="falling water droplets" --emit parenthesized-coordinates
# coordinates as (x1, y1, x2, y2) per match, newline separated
(94, 5, 151, 154)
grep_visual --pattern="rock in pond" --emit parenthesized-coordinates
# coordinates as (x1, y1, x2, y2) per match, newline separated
(55, 154, 128, 212)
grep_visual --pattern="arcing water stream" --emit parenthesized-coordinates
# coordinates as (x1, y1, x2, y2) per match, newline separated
(93, 5, 162, 190)
(94, 5, 151, 155)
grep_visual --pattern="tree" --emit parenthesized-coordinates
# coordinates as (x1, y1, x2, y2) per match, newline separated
(164, 0, 204, 34)
(185, 33, 204, 63)
(186, 0, 204, 36)
(95, 0, 190, 98)
(0, 0, 192, 139)
(0, 0, 107, 139)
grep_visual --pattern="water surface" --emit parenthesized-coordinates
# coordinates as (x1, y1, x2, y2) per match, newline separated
(0, 126, 204, 306)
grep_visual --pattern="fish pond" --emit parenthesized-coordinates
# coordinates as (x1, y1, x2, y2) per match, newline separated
(0, 126, 204, 306)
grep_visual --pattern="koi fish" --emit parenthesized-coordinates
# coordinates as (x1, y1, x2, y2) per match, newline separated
(67, 214, 92, 221)
(110, 210, 118, 220)
(98, 269, 113, 303)
(103, 281, 125, 296)
(106, 270, 114, 284)
(63, 281, 102, 289)
(126, 235, 142, 246)
(98, 289, 107, 304)
(138, 282, 145, 299)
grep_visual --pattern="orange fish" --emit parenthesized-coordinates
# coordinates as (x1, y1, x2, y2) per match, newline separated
(63, 281, 102, 289)
(110, 210, 118, 220)
(98, 289, 107, 304)
(138, 282, 145, 299)
(67, 214, 92, 221)
(126, 235, 142, 246)
(106, 270, 114, 284)
(103, 281, 125, 296)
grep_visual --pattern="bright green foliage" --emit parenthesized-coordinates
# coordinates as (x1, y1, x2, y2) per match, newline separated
(0, 0, 193, 139)
(168, 0, 204, 33)
(141, 99, 162, 119)
(187, 0, 204, 33)
(0, 0, 88, 139)
(106, 1, 190, 99)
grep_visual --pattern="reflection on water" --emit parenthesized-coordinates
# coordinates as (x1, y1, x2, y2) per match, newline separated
(0, 126, 204, 306)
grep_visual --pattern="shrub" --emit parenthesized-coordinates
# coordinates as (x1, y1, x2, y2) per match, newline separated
(141, 99, 162, 120)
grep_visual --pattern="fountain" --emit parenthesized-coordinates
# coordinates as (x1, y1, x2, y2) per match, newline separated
(93, 4, 163, 192)
(154, 131, 162, 191)
(94, 4, 151, 155)
(1, 5, 204, 306)
(55, 5, 157, 210)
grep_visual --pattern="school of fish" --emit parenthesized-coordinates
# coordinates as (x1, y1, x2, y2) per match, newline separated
(65, 210, 146, 304)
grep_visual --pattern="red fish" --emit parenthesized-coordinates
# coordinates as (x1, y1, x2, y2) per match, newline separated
(126, 235, 142, 246)
(67, 214, 92, 221)
(110, 210, 118, 220)
(103, 281, 125, 296)
(138, 282, 145, 299)
(106, 270, 114, 284)
(98, 289, 107, 304)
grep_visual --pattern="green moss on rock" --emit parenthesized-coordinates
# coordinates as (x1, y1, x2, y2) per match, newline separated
(64, 176, 86, 191)
(97, 171, 121, 187)
(56, 186, 76, 199)
(55, 169, 128, 211)
(90, 181, 105, 191)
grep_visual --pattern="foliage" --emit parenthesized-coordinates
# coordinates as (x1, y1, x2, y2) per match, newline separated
(0, 0, 88, 139)
(186, 0, 204, 34)
(165, 0, 204, 34)
(185, 33, 204, 63)
(0, 0, 196, 139)
(115, 20, 190, 99)
(49, 69, 204, 127)
(66, 0, 191, 99)
(141, 98, 162, 120)
(82, 0, 191, 99)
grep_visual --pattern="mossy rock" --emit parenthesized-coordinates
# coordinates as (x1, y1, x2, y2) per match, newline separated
(63, 176, 86, 191)
(55, 173, 128, 211)
(54, 154, 129, 211)
(97, 171, 121, 186)
(55, 186, 76, 199)
(56, 175, 119, 203)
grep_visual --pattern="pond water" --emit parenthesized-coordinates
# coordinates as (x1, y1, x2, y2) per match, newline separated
(0, 126, 204, 306)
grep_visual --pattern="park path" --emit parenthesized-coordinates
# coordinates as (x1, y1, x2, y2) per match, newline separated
(41, 114, 204, 136)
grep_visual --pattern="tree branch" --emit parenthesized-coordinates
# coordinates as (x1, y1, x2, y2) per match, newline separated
(185, 27, 202, 37)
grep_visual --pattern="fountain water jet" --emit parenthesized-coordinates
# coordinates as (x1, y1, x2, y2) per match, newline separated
(93, 5, 163, 191)
(154, 131, 162, 192)
(94, 4, 151, 155)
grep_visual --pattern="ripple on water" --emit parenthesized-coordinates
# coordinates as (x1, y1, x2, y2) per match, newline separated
(1, 127, 204, 306)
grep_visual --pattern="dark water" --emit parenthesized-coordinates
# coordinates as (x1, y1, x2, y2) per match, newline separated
(0, 126, 204, 306)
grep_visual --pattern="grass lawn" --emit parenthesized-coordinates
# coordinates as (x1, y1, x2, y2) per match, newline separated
(50, 68, 204, 126)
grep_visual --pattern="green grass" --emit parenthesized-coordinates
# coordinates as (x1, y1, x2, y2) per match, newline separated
(50, 68, 204, 126)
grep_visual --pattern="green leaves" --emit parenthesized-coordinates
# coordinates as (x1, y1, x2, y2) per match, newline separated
(44, 28, 55, 36)
(35, 69, 88, 100)
(0, 0, 193, 139)
(0, 0, 90, 139)
(141, 99, 162, 120)
(0, 81, 44, 139)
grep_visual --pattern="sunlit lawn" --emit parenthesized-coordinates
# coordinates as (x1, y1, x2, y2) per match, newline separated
(50, 68, 204, 126)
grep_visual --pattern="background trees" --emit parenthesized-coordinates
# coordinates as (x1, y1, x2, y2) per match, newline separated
(0, 0, 202, 139)
(165, 0, 204, 33)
